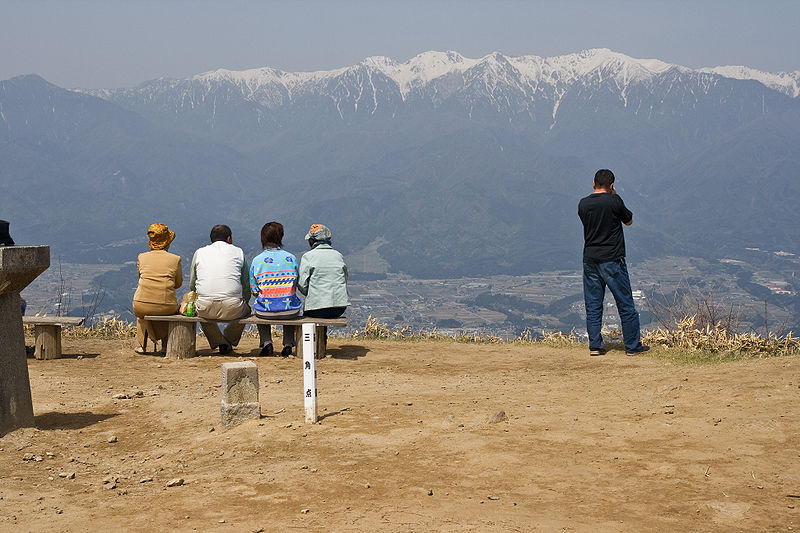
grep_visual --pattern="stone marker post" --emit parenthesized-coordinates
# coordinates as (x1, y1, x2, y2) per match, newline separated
(0, 246, 50, 436)
(220, 361, 260, 427)
(302, 323, 318, 423)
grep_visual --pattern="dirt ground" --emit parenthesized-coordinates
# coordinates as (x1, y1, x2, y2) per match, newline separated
(1, 336, 799, 532)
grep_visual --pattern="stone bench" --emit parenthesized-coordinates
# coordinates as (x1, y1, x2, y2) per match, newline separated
(22, 316, 85, 360)
(143, 314, 347, 359)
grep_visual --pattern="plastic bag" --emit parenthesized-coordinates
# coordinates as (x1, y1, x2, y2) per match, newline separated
(179, 291, 197, 316)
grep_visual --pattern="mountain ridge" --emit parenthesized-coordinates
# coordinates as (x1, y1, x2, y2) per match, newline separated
(2, 49, 799, 290)
(75, 49, 798, 154)
(82, 48, 799, 107)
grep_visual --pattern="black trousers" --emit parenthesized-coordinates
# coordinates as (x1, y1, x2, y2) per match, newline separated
(303, 307, 347, 319)
(303, 307, 347, 340)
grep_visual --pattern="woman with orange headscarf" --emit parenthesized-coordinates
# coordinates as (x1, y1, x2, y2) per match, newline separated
(132, 223, 182, 353)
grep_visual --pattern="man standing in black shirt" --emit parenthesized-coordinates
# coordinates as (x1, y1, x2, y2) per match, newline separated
(578, 169, 648, 356)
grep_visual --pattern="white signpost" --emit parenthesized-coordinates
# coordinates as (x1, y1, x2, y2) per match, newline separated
(301, 323, 318, 423)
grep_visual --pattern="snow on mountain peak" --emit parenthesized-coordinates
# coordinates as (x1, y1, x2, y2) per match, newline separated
(186, 49, 798, 104)
(193, 66, 284, 86)
(540, 48, 678, 80)
(698, 65, 800, 98)
(407, 50, 474, 73)
(359, 50, 479, 96)
(95, 49, 797, 117)
(361, 55, 397, 68)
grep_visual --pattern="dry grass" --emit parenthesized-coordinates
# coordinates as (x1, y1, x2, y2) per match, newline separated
(23, 314, 136, 339)
(643, 285, 799, 359)
(643, 315, 799, 358)
(647, 284, 743, 334)
(66, 315, 137, 339)
(350, 315, 505, 344)
(350, 315, 798, 361)
(23, 311, 799, 362)
(515, 327, 585, 347)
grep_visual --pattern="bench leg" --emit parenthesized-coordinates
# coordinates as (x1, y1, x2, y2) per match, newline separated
(165, 321, 196, 359)
(315, 325, 326, 359)
(34, 325, 62, 360)
(294, 327, 303, 358)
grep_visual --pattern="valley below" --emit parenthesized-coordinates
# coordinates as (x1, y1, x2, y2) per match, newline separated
(21, 249, 800, 337)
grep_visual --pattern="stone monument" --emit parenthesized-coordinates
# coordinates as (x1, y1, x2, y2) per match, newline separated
(0, 245, 50, 435)
(220, 361, 260, 427)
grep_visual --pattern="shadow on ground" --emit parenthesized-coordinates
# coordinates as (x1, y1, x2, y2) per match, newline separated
(60, 352, 99, 359)
(35, 411, 117, 430)
(318, 408, 347, 421)
(27, 352, 100, 360)
(328, 345, 370, 360)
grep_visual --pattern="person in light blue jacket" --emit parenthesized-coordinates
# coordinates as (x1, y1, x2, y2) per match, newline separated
(297, 224, 350, 344)
(250, 222, 302, 357)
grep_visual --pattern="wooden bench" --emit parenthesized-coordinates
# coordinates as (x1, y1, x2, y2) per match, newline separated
(143, 314, 347, 359)
(22, 316, 85, 360)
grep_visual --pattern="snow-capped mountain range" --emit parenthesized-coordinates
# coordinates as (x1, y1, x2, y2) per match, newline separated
(182, 48, 682, 102)
(698, 65, 800, 98)
(86, 48, 799, 121)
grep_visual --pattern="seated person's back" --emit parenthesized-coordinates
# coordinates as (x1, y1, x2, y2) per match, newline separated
(193, 242, 247, 302)
(132, 223, 182, 353)
(190, 224, 251, 354)
(250, 221, 302, 356)
(298, 224, 350, 323)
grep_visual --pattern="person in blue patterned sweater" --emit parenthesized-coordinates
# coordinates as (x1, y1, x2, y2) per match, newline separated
(249, 222, 303, 356)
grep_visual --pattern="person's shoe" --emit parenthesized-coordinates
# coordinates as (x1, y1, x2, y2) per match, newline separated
(260, 343, 274, 356)
(589, 348, 606, 356)
(626, 345, 650, 356)
(281, 345, 293, 357)
(218, 344, 232, 355)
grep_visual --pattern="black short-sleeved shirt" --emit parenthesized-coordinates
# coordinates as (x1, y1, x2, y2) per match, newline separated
(578, 193, 633, 263)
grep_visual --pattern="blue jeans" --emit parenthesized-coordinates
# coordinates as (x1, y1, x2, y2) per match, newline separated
(583, 258, 642, 353)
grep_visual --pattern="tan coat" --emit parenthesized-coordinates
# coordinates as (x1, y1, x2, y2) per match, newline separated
(133, 250, 183, 306)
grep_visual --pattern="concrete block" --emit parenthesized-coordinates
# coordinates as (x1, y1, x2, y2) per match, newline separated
(0, 293, 34, 435)
(1, 246, 49, 436)
(220, 361, 260, 426)
(0, 246, 50, 295)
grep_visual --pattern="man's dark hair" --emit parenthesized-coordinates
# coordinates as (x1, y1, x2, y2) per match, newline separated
(260, 221, 284, 248)
(594, 169, 615, 188)
(210, 224, 232, 243)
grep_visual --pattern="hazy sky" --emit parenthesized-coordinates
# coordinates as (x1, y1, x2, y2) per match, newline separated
(2, 0, 798, 89)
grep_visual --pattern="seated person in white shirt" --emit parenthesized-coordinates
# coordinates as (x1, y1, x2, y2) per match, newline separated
(189, 224, 251, 354)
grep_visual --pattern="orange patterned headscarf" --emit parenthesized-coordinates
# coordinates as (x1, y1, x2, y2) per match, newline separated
(147, 223, 175, 251)
(304, 224, 332, 241)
